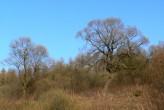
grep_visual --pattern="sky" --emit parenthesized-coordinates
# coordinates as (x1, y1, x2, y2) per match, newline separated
(0, 0, 164, 70)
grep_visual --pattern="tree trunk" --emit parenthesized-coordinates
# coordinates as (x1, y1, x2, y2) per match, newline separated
(22, 86, 26, 98)
(22, 81, 27, 98)
(103, 74, 114, 94)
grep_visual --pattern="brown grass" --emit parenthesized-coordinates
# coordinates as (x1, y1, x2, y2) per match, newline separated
(73, 85, 152, 110)
(0, 84, 161, 110)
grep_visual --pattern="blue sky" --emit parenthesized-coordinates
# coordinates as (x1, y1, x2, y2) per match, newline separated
(0, 0, 164, 69)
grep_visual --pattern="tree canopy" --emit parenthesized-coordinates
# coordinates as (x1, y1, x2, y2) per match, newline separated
(5, 37, 49, 97)
(77, 18, 149, 73)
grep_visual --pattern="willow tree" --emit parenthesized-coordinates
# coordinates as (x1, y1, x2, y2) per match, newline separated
(5, 37, 48, 97)
(77, 18, 149, 91)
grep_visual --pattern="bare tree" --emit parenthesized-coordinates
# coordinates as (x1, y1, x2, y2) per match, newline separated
(77, 18, 149, 73)
(5, 37, 49, 97)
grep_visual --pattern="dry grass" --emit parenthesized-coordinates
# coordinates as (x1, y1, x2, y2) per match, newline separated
(0, 89, 84, 110)
(0, 85, 161, 110)
(72, 85, 153, 110)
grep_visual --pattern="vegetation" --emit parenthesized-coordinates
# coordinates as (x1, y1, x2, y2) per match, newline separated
(77, 18, 148, 73)
(0, 18, 163, 110)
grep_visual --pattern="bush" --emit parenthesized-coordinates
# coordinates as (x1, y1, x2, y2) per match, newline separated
(148, 51, 164, 92)
(133, 89, 142, 97)
(31, 78, 53, 99)
(113, 69, 147, 86)
(37, 89, 82, 110)
(112, 54, 148, 85)
(147, 51, 164, 110)
(70, 69, 108, 93)
(0, 82, 21, 99)
(48, 64, 107, 93)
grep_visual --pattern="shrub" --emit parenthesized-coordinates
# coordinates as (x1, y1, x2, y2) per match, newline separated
(37, 89, 82, 110)
(147, 51, 164, 110)
(133, 89, 142, 97)
(0, 82, 21, 99)
(31, 78, 53, 99)
(114, 69, 147, 86)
